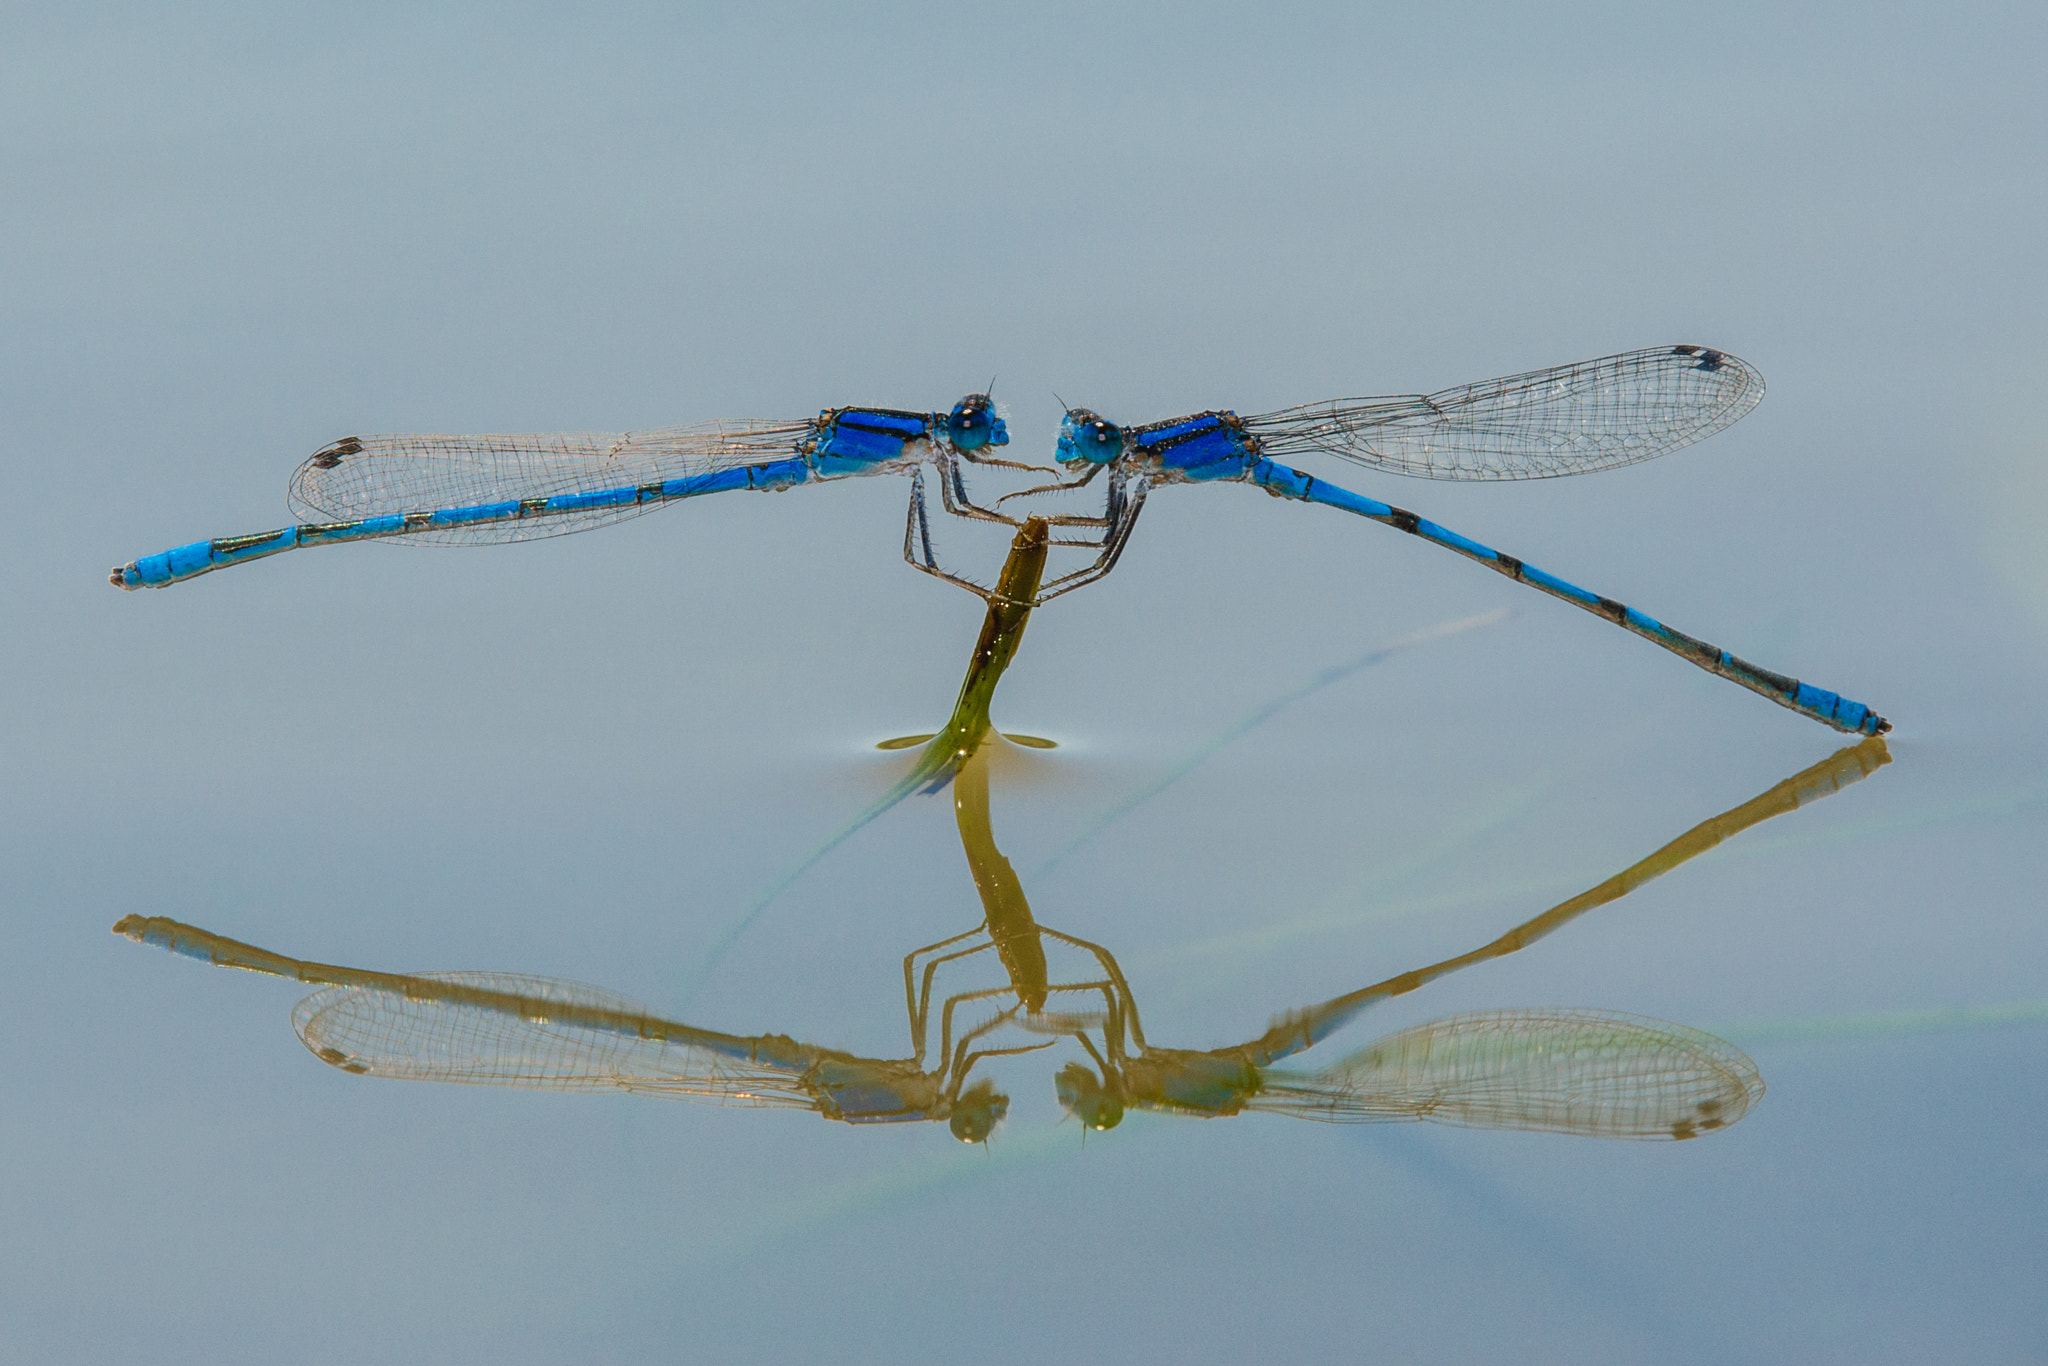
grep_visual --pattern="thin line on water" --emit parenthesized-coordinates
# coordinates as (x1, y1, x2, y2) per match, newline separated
(675, 740, 953, 1011)
(1157, 780, 2048, 987)
(1715, 999, 2048, 1048)
(1028, 608, 1511, 881)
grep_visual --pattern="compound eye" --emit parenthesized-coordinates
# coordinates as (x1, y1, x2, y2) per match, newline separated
(948, 395, 995, 452)
(1084, 417, 1122, 451)
(1057, 408, 1121, 465)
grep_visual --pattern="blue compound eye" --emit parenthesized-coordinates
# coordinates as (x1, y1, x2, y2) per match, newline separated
(1057, 410, 1123, 464)
(1082, 417, 1122, 451)
(947, 395, 1005, 451)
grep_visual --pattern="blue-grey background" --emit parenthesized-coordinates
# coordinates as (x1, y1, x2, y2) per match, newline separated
(5, 2, 2045, 1361)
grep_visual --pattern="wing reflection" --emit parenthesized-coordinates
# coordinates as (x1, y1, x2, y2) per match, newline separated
(1253, 1010, 1762, 1139)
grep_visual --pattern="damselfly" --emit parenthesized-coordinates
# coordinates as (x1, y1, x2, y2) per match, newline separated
(997, 344, 1887, 735)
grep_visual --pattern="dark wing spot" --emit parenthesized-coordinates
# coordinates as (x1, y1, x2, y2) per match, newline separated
(311, 437, 362, 470)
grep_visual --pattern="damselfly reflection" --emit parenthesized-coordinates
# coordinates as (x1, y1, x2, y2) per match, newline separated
(114, 730, 1882, 1145)
(111, 915, 1042, 1143)
(939, 735, 1884, 1138)
(1056, 1008, 1762, 1140)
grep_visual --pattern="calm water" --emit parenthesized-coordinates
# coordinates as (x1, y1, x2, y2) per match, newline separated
(6, 5, 2045, 1362)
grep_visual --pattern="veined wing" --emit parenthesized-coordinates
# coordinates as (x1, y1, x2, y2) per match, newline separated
(1243, 345, 1762, 480)
(285, 419, 818, 545)
(1249, 1008, 1763, 1140)
(290, 970, 817, 1109)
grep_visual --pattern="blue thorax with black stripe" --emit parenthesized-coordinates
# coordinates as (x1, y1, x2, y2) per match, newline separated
(810, 395, 1008, 475)
(1056, 408, 1257, 482)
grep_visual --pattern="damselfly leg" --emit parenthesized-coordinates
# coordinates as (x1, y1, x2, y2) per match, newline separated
(1031, 475, 1148, 603)
(904, 464, 1149, 604)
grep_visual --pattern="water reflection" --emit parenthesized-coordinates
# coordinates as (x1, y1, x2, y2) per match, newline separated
(113, 734, 1887, 1145)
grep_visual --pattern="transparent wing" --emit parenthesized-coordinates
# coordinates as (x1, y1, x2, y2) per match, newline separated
(286, 419, 817, 545)
(1243, 345, 1762, 480)
(290, 971, 817, 1108)
(1249, 1008, 1763, 1139)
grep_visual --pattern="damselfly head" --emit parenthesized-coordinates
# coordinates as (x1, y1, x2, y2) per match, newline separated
(1055, 409, 1125, 467)
(946, 394, 1009, 452)
(948, 1077, 1010, 1144)
(1054, 1060, 1124, 1131)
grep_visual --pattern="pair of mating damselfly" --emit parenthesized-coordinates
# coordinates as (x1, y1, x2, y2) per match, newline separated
(111, 345, 1888, 735)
